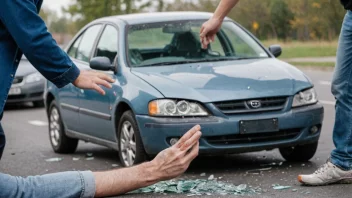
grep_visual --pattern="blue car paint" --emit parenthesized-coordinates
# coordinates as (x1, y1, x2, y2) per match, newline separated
(131, 59, 312, 102)
(44, 12, 324, 155)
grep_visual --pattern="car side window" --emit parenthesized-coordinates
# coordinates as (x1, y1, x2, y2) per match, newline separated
(75, 25, 102, 62)
(68, 35, 83, 58)
(222, 26, 258, 57)
(95, 25, 118, 63)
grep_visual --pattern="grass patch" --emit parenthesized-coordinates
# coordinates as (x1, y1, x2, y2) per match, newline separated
(287, 61, 335, 67)
(262, 40, 338, 59)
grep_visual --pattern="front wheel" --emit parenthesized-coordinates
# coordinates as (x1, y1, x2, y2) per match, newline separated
(279, 141, 318, 162)
(48, 101, 78, 153)
(117, 110, 147, 167)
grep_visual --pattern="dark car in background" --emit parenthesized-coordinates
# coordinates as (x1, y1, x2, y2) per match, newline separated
(7, 56, 45, 107)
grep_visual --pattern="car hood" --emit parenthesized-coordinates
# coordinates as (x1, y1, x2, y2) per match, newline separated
(131, 58, 312, 103)
(15, 59, 37, 77)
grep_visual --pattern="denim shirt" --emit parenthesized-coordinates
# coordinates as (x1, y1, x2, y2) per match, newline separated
(0, 0, 80, 116)
(0, 1, 95, 197)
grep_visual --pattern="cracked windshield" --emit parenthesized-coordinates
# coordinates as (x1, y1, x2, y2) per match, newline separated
(127, 21, 269, 67)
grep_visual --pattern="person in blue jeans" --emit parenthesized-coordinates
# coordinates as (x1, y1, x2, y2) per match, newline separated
(200, 0, 352, 186)
(0, 0, 201, 197)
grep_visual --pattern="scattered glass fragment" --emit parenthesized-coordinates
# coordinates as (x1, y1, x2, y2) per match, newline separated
(129, 179, 262, 196)
(237, 184, 247, 191)
(208, 175, 214, 180)
(272, 184, 291, 190)
(86, 157, 94, 160)
(200, 173, 206, 176)
(45, 157, 62, 162)
(86, 153, 93, 157)
(72, 157, 80, 161)
(292, 189, 298, 192)
(246, 167, 272, 174)
(279, 162, 283, 166)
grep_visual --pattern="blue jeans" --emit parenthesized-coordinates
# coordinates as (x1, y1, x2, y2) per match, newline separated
(0, 122, 96, 198)
(331, 10, 352, 170)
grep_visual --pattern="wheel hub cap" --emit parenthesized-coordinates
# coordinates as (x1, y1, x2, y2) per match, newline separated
(120, 121, 136, 166)
(49, 108, 60, 147)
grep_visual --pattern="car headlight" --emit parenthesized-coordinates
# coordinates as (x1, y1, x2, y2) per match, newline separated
(25, 72, 43, 83)
(292, 88, 318, 107)
(148, 99, 208, 116)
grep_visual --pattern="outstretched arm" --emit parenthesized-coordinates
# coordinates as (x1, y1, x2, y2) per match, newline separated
(94, 125, 201, 197)
(200, 0, 240, 49)
(0, 125, 201, 198)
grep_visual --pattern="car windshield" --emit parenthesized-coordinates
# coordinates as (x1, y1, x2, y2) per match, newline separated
(127, 21, 269, 67)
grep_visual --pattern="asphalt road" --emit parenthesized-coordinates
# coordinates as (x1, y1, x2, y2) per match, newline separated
(2, 68, 352, 198)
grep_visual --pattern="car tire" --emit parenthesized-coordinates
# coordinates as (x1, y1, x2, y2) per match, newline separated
(48, 101, 78, 153)
(279, 141, 318, 162)
(33, 100, 45, 107)
(117, 110, 148, 167)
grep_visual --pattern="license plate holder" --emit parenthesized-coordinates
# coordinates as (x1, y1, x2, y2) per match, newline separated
(239, 118, 279, 134)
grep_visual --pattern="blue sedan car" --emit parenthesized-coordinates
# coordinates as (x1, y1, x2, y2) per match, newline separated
(44, 12, 324, 167)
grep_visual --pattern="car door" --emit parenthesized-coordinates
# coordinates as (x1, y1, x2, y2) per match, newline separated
(59, 30, 86, 132)
(78, 24, 119, 141)
(61, 24, 103, 132)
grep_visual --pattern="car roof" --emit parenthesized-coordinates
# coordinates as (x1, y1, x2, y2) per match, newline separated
(95, 12, 231, 25)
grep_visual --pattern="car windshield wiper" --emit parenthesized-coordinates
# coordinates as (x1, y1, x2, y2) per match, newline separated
(136, 57, 267, 67)
(137, 60, 199, 67)
(194, 57, 267, 62)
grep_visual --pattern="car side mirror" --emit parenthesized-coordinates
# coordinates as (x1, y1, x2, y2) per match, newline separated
(89, 57, 115, 71)
(269, 45, 282, 58)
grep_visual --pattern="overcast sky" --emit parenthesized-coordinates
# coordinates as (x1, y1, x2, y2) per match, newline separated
(42, 0, 70, 16)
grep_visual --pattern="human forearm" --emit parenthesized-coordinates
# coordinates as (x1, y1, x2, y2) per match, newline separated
(94, 125, 202, 197)
(93, 162, 159, 197)
(212, 0, 240, 20)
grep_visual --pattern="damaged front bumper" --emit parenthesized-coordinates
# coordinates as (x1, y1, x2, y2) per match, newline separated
(136, 102, 324, 155)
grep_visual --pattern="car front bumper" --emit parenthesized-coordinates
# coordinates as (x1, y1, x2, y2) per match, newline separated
(136, 103, 324, 155)
(6, 81, 45, 104)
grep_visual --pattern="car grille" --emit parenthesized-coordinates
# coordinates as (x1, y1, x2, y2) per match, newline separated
(7, 94, 26, 100)
(12, 77, 23, 84)
(206, 128, 301, 145)
(213, 96, 288, 114)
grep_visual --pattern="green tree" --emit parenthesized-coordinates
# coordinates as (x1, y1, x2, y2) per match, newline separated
(270, 0, 294, 40)
(64, 0, 153, 30)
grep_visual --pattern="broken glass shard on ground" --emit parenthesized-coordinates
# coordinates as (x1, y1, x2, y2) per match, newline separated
(45, 157, 62, 162)
(246, 167, 272, 175)
(272, 184, 291, 190)
(129, 179, 261, 196)
(86, 153, 93, 157)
